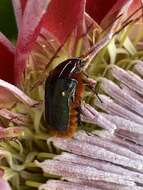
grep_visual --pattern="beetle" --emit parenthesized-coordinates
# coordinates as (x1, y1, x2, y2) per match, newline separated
(44, 34, 115, 138)
(44, 15, 133, 137)
(45, 58, 85, 137)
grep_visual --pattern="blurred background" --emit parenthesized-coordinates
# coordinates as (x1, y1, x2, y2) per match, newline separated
(0, 0, 17, 42)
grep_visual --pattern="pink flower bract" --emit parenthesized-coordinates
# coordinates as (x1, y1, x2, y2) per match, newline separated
(0, 0, 139, 84)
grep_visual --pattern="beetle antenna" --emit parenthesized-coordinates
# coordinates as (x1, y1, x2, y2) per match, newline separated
(81, 5, 143, 69)
(101, 13, 123, 34)
(79, 13, 125, 61)
(114, 13, 142, 36)
(122, 4, 143, 25)
(140, 0, 143, 22)
(101, 4, 143, 35)
(80, 6, 143, 101)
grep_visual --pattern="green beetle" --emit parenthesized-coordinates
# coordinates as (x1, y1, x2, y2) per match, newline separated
(45, 58, 85, 137)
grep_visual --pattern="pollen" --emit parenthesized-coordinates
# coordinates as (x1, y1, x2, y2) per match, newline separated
(42, 44, 46, 48)
(62, 91, 66, 96)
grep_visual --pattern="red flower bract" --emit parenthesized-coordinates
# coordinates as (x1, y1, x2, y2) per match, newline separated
(20, 0, 27, 13)
(86, 0, 117, 23)
(43, 0, 86, 43)
(0, 33, 15, 83)
(0, 0, 140, 84)
(86, 0, 138, 27)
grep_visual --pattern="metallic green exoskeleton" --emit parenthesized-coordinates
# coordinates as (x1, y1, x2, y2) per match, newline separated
(45, 58, 85, 132)
(45, 77, 77, 131)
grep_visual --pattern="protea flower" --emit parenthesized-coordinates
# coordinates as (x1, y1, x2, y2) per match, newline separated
(0, 0, 143, 190)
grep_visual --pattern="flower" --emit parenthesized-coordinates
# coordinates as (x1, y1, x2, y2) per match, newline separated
(0, 0, 143, 190)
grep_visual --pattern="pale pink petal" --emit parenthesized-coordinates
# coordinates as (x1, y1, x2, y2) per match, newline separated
(11, 0, 23, 29)
(0, 179, 11, 190)
(15, 0, 51, 83)
(0, 88, 16, 109)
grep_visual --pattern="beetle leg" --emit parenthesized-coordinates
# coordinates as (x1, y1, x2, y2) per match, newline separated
(88, 84, 102, 103)
(82, 77, 102, 103)
(71, 87, 76, 103)
(67, 80, 77, 103)
(81, 71, 89, 78)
